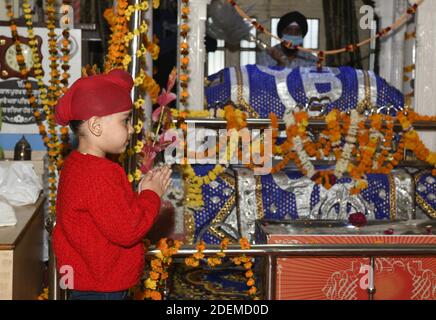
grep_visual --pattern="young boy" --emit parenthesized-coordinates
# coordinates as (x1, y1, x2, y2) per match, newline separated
(53, 69, 172, 300)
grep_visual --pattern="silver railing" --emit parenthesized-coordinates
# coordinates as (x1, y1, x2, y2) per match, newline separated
(145, 244, 436, 300)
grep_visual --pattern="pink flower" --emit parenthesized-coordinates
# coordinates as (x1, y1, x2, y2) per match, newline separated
(383, 228, 394, 235)
(166, 67, 177, 93)
(348, 212, 367, 228)
(152, 103, 174, 123)
(152, 68, 178, 122)
(140, 134, 178, 174)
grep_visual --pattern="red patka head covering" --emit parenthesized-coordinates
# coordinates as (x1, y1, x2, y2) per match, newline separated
(55, 69, 134, 126)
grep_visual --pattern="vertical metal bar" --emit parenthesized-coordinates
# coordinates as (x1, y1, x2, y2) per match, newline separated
(367, 256, 376, 300)
(265, 254, 276, 300)
(176, 0, 181, 110)
(48, 239, 59, 300)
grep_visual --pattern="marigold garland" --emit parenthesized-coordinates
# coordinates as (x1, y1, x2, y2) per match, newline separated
(179, 0, 190, 105)
(6, 0, 49, 149)
(219, 105, 436, 191)
(231, 238, 258, 298)
(144, 238, 182, 300)
(104, 0, 129, 72)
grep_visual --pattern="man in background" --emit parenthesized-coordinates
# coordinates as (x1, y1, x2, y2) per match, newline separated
(257, 11, 317, 68)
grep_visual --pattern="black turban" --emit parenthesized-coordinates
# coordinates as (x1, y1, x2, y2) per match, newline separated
(277, 11, 309, 38)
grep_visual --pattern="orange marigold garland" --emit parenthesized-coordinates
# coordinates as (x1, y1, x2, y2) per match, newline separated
(144, 238, 182, 300)
(104, 0, 129, 72)
(207, 237, 230, 267)
(179, 0, 190, 106)
(185, 240, 206, 268)
(220, 105, 436, 190)
(231, 238, 258, 299)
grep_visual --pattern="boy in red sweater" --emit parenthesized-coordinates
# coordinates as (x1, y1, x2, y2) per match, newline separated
(53, 69, 171, 300)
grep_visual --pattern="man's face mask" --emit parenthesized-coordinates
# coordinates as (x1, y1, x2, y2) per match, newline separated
(282, 34, 304, 47)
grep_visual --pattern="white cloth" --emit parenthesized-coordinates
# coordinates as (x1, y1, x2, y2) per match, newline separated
(0, 162, 42, 207)
(0, 201, 17, 227)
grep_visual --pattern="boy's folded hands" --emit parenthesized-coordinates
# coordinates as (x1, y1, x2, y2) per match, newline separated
(138, 165, 172, 197)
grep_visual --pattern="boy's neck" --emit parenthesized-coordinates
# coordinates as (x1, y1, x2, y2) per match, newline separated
(77, 142, 106, 158)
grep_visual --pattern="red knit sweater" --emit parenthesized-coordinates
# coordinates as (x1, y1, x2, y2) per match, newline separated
(53, 150, 161, 292)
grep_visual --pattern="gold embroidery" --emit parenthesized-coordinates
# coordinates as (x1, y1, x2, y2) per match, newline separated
(356, 71, 374, 114)
(209, 173, 237, 240)
(235, 66, 259, 118)
(415, 171, 436, 219)
(184, 209, 195, 245)
(388, 174, 397, 221)
(255, 175, 264, 219)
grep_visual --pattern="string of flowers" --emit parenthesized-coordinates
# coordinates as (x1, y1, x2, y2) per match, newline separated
(220, 104, 436, 191)
(185, 240, 206, 268)
(176, 109, 227, 209)
(6, 0, 50, 151)
(231, 238, 258, 299)
(226, 0, 424, 68)
(104, 0, 129, 72)
(59, 0, 72, 157)
(105, 0, 164, 186)
(179, 0, 190, 106)
(207, 237, 230, 267)
(7, 0, 67, 218)
(45, 0, 64, 218)
(143, 238, 182, 300)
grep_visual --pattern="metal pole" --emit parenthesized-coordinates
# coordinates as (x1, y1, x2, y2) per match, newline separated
(368, 256, 376, 300)
(265, 255, 276, 300)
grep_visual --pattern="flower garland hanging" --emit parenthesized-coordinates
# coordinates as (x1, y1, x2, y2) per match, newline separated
(104, 0, 129, 72)
(144, 238, 182, 300)
(59, 0, 72, 157)
(231, 238, 258, 298)
(112, 0, 162, 182)
(176, 110, 227, 209)
(179, 0, 190, 106)
(45, 0, 64, 218)
(6, 0, 50, 150)
(219, 105, 436, 192)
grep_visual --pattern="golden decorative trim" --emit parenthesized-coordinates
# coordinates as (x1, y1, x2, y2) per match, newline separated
(414, 171, 436, 220)
(356, 71, 374, 114)
(416, 195, 436, 219)
(209, 173, 237, 240)
(388, 174, 397, 221)
(235, 66, 259, 119)
(209, 194, 236, 240)
(255, 175, 264, 219)
(183, 209, 195, 245)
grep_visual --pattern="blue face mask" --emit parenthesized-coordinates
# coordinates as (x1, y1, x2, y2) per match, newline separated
(282, 35, 304, 47)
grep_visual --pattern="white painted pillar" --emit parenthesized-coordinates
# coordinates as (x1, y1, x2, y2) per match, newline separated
(402, 20, 416, 107)
(415, 0, 436, 151)
(374, 0, 409, 91)
(180, 0, 211, 110)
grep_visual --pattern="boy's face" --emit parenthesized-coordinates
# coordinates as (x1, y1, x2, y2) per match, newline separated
(99, 110, 134, 154)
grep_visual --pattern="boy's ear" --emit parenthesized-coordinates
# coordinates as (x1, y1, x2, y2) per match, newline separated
(87, 116, 103, 137)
